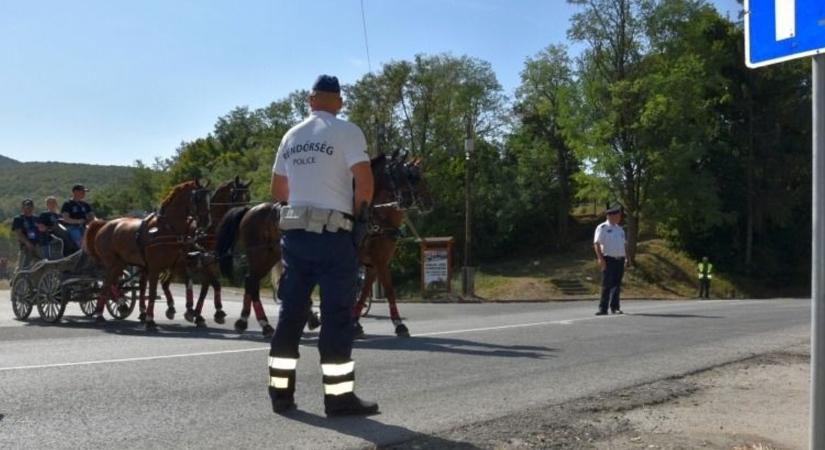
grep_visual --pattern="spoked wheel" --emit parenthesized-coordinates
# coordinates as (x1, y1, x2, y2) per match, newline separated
(11, 275, 35, 320)
(36, 270, 66, 323)
(79, 297, 97, 317)
(107, 268, 138, 320)
(106, 288, 137, 320)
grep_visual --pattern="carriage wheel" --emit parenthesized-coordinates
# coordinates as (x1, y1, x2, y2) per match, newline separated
(106, 268, 138, 320)
(11, 275, 34, 320)
(36, 270, 66, 323)
(79, 297, 97, 317)
(106, 288, 137, 320)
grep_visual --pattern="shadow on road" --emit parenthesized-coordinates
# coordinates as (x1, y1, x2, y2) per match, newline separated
(19, 316, 557, 359)
(352, 335, 557, 359)
(19, 315, 295, 343)
(630, 313, 724, 319)
(281, 410, 481, 449)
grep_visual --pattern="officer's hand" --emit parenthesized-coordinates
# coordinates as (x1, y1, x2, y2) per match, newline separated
(352, 202, 371, 248)
(352, 219, 369, 249)
(597, 258, 606, 271)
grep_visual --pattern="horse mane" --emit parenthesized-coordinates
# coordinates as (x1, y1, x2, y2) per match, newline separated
(160, 180, 197, 208)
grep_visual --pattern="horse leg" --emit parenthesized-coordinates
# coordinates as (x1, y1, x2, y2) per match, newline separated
(352, 266, 375, 318)
(183, 279, 197, 323)
(247, 274, 273, 338)
(352, 267, 376, 339)
(93, 269, 122, 324)
(212, 279, 226, 324)
(234, 274, 252, 333)
(145, 273, 160, 331)
(162, 273, 176, 320)
(138, 273, 148, 322)
(203, 264, 225, 324)
(376, 265, 409, 337)
(270, 261, 283, 302)
(191, 281, 209, 328)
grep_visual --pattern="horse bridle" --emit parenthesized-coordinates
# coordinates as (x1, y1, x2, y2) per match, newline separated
(381, 159, 430, 212)
(209, 183, 251, 207)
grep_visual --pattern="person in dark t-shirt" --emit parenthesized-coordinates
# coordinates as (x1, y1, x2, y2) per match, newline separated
(61, 184, 95, 247)
(12, 199, 39, 270)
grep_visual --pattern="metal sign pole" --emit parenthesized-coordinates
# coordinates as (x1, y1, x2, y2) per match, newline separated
(812, 53, 825, 450)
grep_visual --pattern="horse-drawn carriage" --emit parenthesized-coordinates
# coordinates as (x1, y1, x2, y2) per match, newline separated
(10, 248, 140, 323)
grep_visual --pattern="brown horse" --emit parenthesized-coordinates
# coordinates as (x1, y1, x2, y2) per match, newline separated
(84, 180, 211, 330)
(156, 177, 252, 327)
(222, 153, 431, 338)
(352, 153, 433, 337)
(215, 202, 282, 337)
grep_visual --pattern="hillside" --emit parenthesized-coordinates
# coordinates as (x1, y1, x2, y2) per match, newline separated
(467, 238, 767, 301)
(0, 156, 135, 221)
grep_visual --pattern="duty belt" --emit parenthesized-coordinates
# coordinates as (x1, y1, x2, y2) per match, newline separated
(279, 205, 353, 233)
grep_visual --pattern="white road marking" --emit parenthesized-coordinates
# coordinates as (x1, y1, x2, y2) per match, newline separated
(0, 346, 268, 372)
(0, 299, 784, 372)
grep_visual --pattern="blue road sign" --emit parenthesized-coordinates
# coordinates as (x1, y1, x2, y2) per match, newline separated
(745, 0, 825, 68)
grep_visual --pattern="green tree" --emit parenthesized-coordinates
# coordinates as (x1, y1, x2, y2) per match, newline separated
(512, 44, 581, 249)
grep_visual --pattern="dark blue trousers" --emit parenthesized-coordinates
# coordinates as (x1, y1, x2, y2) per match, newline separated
(599, 256, 625, 312)
(271, 229, 358, 364)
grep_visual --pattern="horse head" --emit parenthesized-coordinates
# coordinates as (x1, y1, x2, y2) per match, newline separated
(230, 176, 252, 205)
(190, 179, 212, 230)
(373, 152, 434, 213)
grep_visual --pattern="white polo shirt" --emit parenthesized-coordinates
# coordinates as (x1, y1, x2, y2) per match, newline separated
(593, 220, 626, 258)
(272, 111, 370, 215)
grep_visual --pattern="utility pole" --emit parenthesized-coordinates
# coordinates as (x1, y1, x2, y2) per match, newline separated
(812, 53, 825, 450)
(462, 118, 475, 299)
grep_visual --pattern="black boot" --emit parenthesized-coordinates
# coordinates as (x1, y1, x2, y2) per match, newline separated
(270, 389, 296, 414)
(324, 393, 379, 417)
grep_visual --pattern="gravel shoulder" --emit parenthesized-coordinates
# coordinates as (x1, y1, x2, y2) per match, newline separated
(385, 342, 810, 450)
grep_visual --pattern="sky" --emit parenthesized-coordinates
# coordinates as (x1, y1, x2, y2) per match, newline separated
(0, 0, 742, 166)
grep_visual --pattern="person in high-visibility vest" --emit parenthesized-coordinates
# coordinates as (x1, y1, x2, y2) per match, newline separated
(697, 256, 713, 299)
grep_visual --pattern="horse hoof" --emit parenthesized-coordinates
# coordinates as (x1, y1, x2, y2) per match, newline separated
(183, 309, 195, 323)
(307, 311, 321, 331)
(95, 315, 106, 325)
(214, 310, 227, 324)
(353, 322, 365, 340)
(165, 307, 176, 320)
(395, 323, 410, 338)
(138, 312, 147, 323)
(234, 319, 248, 333)
(262, 324, 275, 338)
(145, 320, 158, 332)
(194, 316, 206, 328)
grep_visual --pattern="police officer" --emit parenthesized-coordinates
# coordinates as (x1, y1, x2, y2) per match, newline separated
(268, 74, 377, 416)
(12, 199, 39, 270)
(697, 256, 713, 299)
(593, 203, 629, 315)
(61, 184, 95, 247)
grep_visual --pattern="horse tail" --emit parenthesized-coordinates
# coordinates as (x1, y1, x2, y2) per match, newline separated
(83, 219, 106, 262)
(216, 206, 250, 278)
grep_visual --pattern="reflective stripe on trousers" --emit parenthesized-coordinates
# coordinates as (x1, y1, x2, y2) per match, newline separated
(322, 361, 355, 396)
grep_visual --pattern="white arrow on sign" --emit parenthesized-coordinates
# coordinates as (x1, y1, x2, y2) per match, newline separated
(776, 0, 796, 41)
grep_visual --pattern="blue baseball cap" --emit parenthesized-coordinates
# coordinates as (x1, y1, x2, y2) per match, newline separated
(311, 74, 340, 94)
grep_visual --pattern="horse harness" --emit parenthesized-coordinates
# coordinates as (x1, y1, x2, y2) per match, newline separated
(134, 192, 209, 268)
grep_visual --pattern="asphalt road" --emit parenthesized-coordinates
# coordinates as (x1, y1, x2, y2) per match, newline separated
(0, 288, 810, 450)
